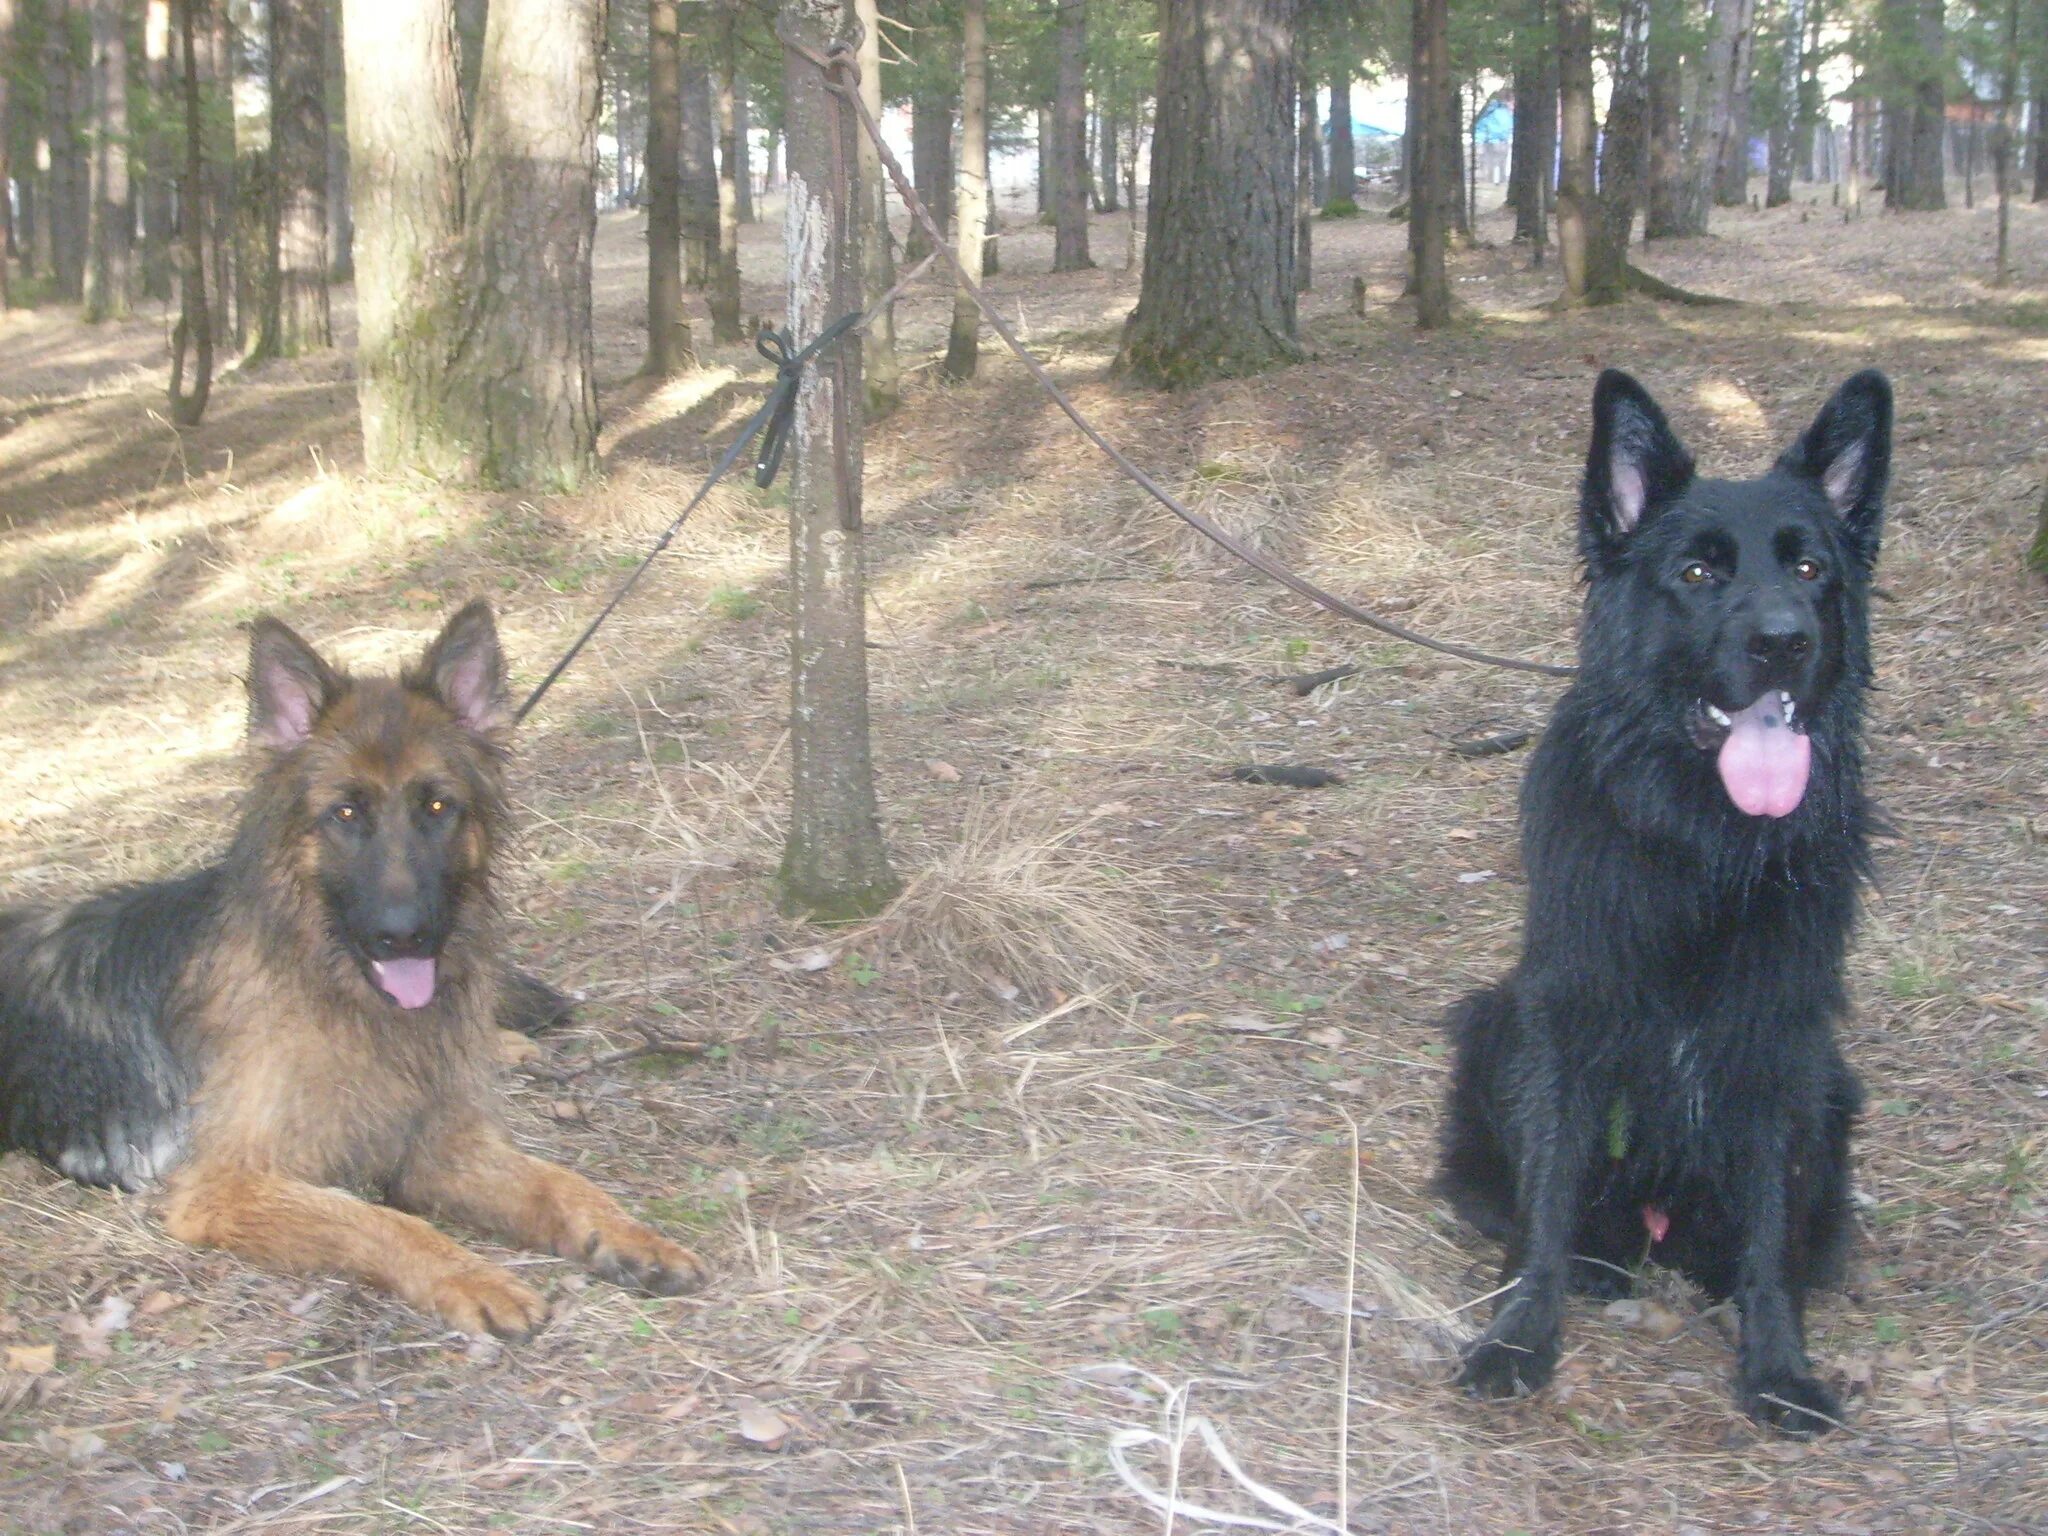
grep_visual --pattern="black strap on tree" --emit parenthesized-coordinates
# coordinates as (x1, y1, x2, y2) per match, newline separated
(514, 315, 864, 725)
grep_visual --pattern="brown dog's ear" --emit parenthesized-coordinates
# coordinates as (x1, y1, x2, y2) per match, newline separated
(417, 599, 511, 739)
(247, 617, 342, 751)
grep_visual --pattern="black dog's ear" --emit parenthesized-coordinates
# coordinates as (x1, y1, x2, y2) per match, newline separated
(416, 599, 511, 739)
(1582, 370, 1695, 553)
(247, 617, 342, 752)
(1778, 370, 1891, 551)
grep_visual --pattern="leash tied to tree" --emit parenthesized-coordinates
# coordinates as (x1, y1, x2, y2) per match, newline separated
(793, 36, 1576, 680)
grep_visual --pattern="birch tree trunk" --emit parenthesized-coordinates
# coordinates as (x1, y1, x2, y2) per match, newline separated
(775, 0, 899, 920)
(1715, 0, 1758, 205)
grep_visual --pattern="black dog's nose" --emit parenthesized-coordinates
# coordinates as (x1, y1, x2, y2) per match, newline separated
(368, 904, 427, 956)
(1747, 623, 1813, 667)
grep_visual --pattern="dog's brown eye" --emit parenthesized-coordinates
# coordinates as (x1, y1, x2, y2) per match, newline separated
(426, 798, 448, 817)
(1680, 562, 1711, 585)
(1793, 558, 1821, 581)
(332, 803, 358, 824)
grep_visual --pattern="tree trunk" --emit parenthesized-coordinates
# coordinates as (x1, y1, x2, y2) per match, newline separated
(1764, 0, 1798, 206)
(1796, 0, 1825, 182)
(941, 0, 988, 380)
(141, 1, 176, 301)
(1597, 0, 1649, 275)
(1328, 61, 1356, 208)
(257, 0, 332, 357)
(1115, 0, 1300, 382)
(1509, 0, 1549, 242)
(1714, 0, 1758, 206)
(48, 0, 87, 302)
(1645, 0, 1687, 236)
(1684, 0, 1748, 232)
(1409, 0, 1453, 324)
(905, 86, 954, 261)
(342, 0, 464, 473)
(732, 71, 755, 222)
(1036, 103, 1052, 216)
(1898, 0, 1947, 208)
(854, 0, 899, 416)
(2034, 78, 2047, 201)
(203, 5, 236, 346)
(1098, 102, 1121, 210)
(1052, 0, 1092, 270)
(326, 0, 352, 279)
(1556, 0, 1617, 304)
(0, 0, 14, 308)
(1993, 0, 2019, 284)
(709, 6, 744, 344)
(83, 0, 134, 321)
(1296, 68, 1313, 292)
(442, 0, 604, 489)
(170, 0, 212, 425)
(682, 64, 717, 285)
(642, 0, 691, 377)
(775, 0, 899, 921)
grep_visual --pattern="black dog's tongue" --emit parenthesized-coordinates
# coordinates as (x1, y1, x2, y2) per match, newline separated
(1717, 694, 1810, 818)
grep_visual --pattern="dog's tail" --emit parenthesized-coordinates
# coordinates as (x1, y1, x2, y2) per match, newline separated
(501, 969, 578, 1037)
(1433, 982, 1521, 1242)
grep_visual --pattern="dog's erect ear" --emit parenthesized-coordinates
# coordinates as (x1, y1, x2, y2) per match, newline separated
(1779, 370, 1891, 550)
(418, 599, 511, 738)
(247, 618, 342, 752)
(1582, 370, 1695, 551)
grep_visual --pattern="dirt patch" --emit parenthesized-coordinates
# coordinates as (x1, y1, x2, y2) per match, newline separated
(0, 191, 2042, 1534)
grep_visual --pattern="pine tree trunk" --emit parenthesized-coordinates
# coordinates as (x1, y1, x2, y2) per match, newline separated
(1796, 0, 1825, 180)
(1036, 104, 1052, 216)
(733, 72, 755, 222)
(1328, 61, 1356, 207)
(1557, 0, 1622, 304)
(1896, 0, 1947, 208)
(258, 0, 331, 357)
(1115, 0, 1300, 381)
(169, 0, 212, 425)
(941, 0, 988, 380)
(1098, 102, 1121, 210)
(854, 0, 899, 417)
(141, 0, 176, 302)
(203, 6, 237, 347)
(441, 0, 604, 490)
(642, 0, 691, 377)
(1296, 68, 1313, 293)
(1409, 0, 1453, 323)
(48, 0, 87, 302)
(83, 0, 134, 321)
(0, 0, 13, 309)
(1764, 0, 1800, 205)
(1509, 0, 1548, 242)
(905, 87, 955, 261)
(1597, 0, 1649, 277)
(342, 0, 465, 474)
(1052, 0, 1092, 270)
(682, 65, 717, 287)
(325, 0, 352, 279)
(1645, 0, 1687, 236)
(2034, 80, 2047, 201)
(710, 30, 744, 344)
(775, 0, 899, 921)
(1715, 0, 1758, 206)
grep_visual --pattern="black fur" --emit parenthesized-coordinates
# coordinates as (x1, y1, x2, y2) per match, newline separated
(1436, 369, 1891, 1437)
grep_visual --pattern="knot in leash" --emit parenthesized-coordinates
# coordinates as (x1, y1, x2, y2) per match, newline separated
(751, 311, 863, 490)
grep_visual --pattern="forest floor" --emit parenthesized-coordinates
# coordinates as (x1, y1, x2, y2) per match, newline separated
(0, 182, 2043, 1536)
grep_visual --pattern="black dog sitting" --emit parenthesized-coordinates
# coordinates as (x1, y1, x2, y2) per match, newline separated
(1437, 369, 1892, 1436)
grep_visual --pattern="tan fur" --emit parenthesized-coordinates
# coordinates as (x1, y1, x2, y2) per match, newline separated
(157, 613, 704, 1338)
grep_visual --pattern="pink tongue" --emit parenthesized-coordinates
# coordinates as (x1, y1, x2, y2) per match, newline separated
(1716, 695, 1811, 818)
(371, 957, 438, 1009)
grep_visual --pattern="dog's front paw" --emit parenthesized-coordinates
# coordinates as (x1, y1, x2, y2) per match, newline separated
(1740, 1369, 1842, 1437)
(429, 1266, 550, 1340)
(584, 1222, 708, 1297)
(1457, 1318, 1561, 1400)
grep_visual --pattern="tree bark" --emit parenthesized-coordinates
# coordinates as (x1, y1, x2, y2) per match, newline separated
(854, 0, 899, 416)
(1296, 68, 1313, 292)
(941, 0, 988, 380)
(1509, 0, 1550, 242)
(1895, 0, 1946, 209)
(681, 64, 718, 287)
(1683, 0, 1748, 232)
(1796, 0, 1825, 180)
(203, 5, 237, 347)
(1715, 0, 1758, 205)
(325, 0, 352, 279)
(1645, 0, 1686, 236)
(170, 0, 212, 425)
(1097, 103, 1121, 210)
(441, 0, 605, 489)
(257, 0, 332, 357)
(1764, 0, 1799, 206)
(642, 0, 691, 377)
(83, 0, 134, 321)
(1052, 0, 1092, 270)
(1115, 0, 1300, 381)
(733, 71, 755, 222)
(1409, 0, 1454, 324)
(141, 0, 176, 301)
(1555, 0, 1608, 304)
(775, 0, 899, 921)
(709, 5, 744, 344)
(44, 0, 87, 302)
(1993, 0, 2019, 283)
(1328, 61, 1356, 207)
(906, 87, 955, 259)
(1597, 0, 1649, 276)
(0, 0, 13, 309)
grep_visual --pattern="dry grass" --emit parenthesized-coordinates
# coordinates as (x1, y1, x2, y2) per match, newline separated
(0, 188, 2041, 1534)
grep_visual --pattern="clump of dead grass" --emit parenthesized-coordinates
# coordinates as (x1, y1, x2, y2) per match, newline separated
(875, 796, 1162, 999)
(1144, 447, 1314, 574)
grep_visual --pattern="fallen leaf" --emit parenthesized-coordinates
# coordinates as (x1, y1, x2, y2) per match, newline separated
(924, 759, 962, 783)
(5, 1345, 55, 1376)
(1220, 1013, 1294, 1034)
(768, 946, 835, 975)
(1603, 1298, 1685, 1341)
(138, 1291, 185, 1319)
(735, 1398, 792, 1451)
(1305, 1026, 1345, 1047)
(548, 1099, 586, 1122)
(1456, 869, 1498, 885)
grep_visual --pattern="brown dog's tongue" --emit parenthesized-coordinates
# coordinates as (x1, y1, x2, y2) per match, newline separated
(371, 958, 437, 1010)
(1716, 694, 1811, 818)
